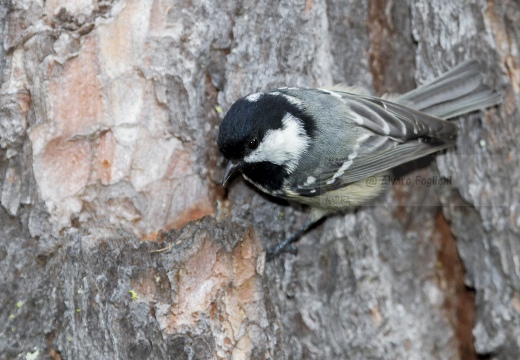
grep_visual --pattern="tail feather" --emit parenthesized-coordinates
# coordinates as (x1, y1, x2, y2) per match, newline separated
(396, 60, 502, 119)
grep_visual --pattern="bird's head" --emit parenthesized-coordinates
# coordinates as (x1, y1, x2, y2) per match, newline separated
(217, 91, 315, 192)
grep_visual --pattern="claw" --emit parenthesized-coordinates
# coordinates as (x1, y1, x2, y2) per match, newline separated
(266, 218, 317, 261)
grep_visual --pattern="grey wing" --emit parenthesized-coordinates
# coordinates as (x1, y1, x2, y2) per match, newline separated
(289, 90, 458, 197)
(335, 90, 458, 142)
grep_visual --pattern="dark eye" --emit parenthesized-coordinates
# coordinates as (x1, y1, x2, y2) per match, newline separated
(248, 137, 259, 150)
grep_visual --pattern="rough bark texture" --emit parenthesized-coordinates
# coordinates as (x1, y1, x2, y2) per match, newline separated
(0, 0, 518, 359)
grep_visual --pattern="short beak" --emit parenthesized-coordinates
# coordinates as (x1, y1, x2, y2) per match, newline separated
(222, 160, 243, 186)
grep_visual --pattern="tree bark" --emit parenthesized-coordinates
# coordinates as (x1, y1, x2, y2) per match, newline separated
(1, 0, 519, 359)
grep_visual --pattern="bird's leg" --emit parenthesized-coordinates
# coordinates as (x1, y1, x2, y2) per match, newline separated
(266, 218, 317, 260)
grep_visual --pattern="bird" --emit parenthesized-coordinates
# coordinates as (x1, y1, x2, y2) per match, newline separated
(217, 60, 502, 259)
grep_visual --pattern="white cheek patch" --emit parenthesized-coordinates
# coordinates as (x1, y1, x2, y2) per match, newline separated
(244, 113, 310, 173)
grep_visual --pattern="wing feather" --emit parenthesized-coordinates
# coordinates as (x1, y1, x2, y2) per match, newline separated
(288, 90, 457, 197)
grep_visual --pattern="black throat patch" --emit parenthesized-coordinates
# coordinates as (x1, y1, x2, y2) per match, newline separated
(242, 161, 288, 195)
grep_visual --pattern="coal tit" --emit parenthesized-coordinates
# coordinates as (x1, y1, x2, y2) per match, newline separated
(217, 60, 501, 258)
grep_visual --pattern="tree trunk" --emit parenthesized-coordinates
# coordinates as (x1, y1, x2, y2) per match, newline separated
(1, 0, 519, 359)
